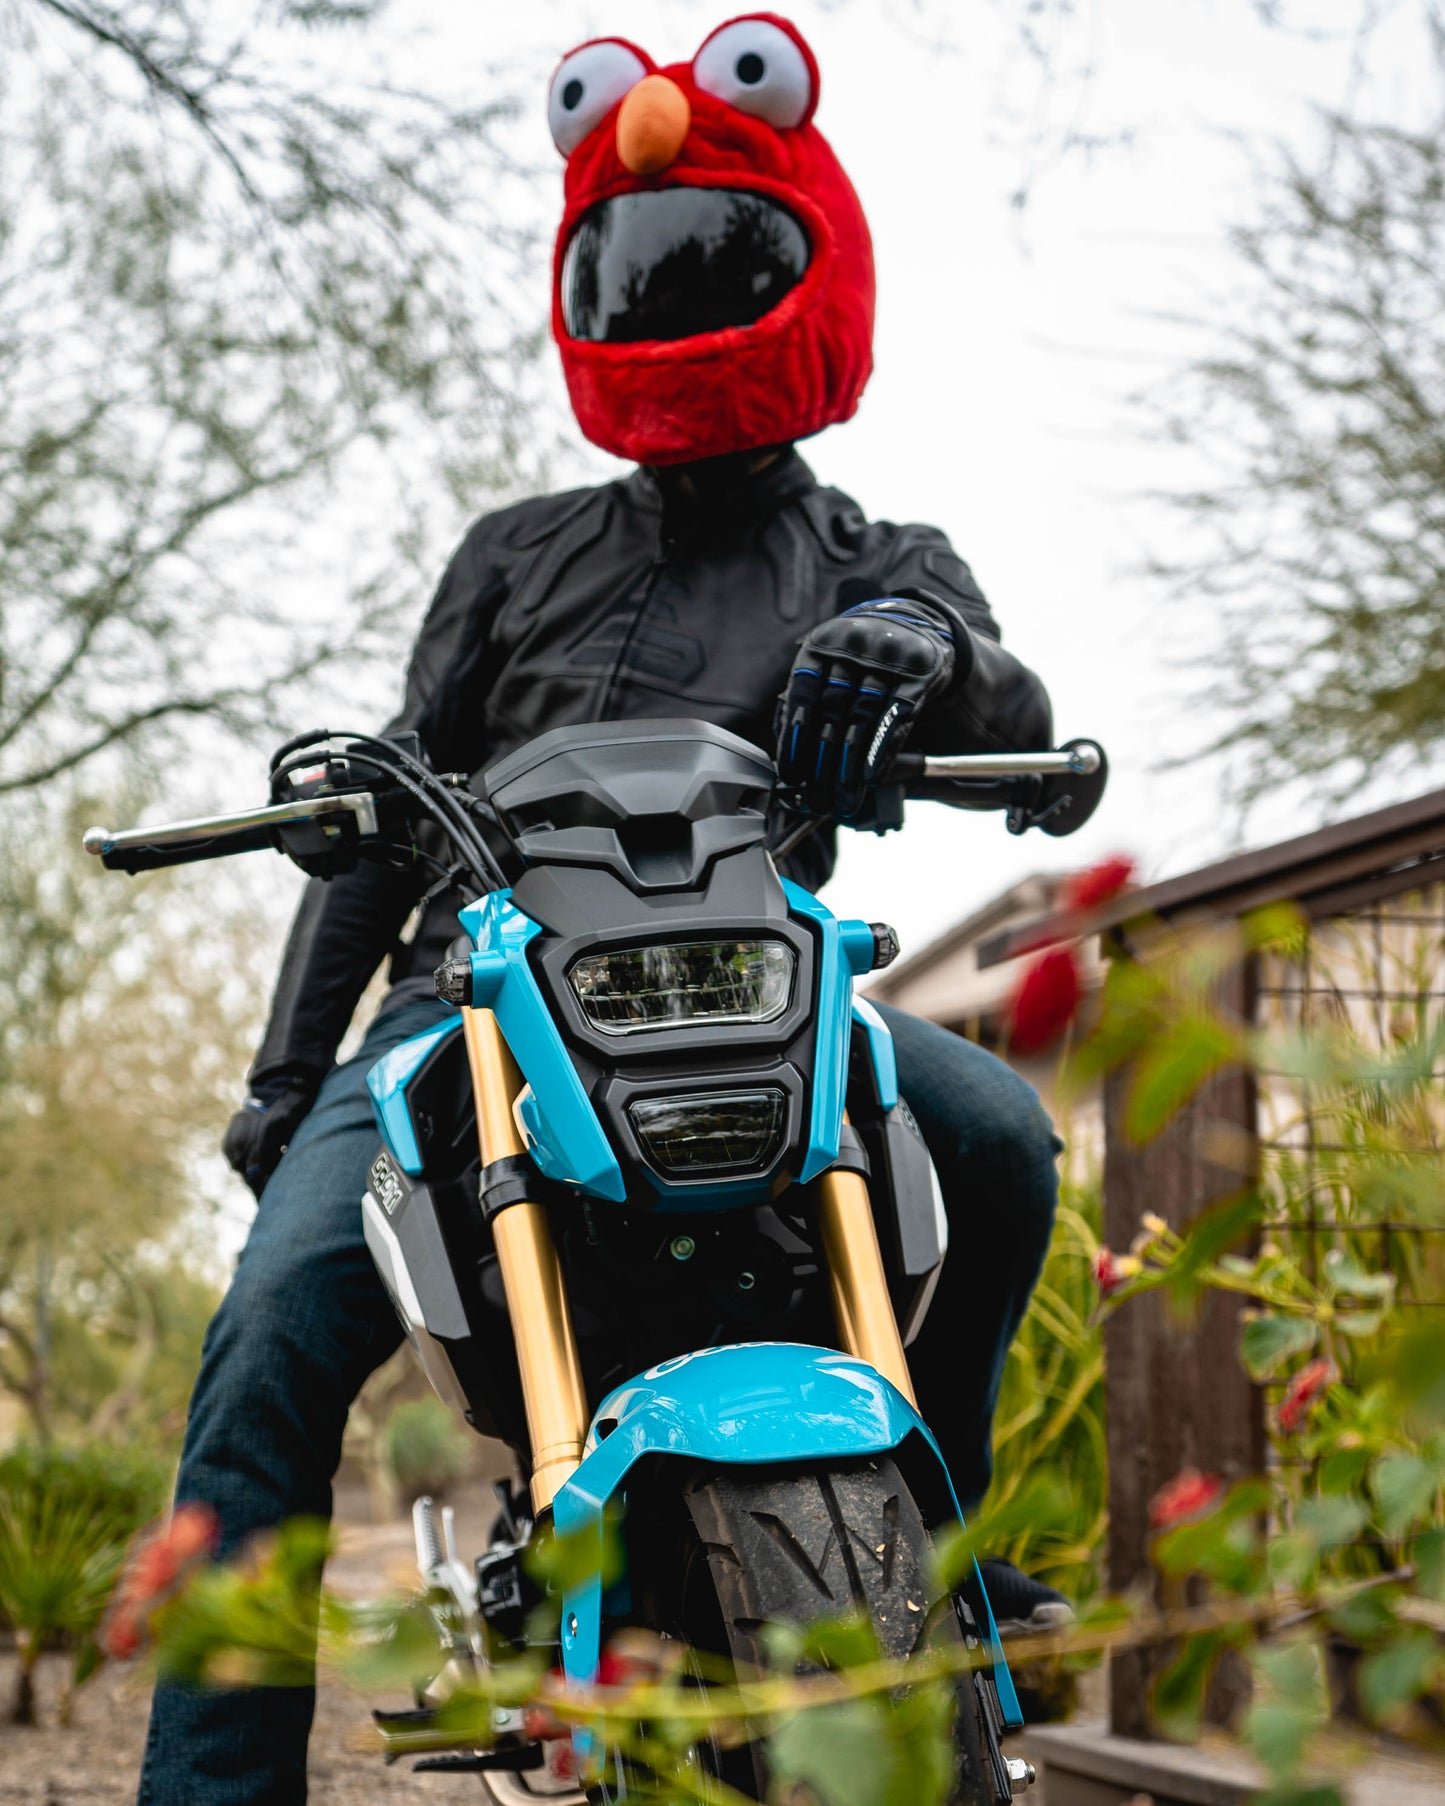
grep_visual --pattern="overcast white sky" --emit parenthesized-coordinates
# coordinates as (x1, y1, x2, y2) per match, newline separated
(335, 0, 1438, 959)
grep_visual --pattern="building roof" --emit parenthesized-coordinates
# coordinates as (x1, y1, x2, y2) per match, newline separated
(894, 783, 1445, 1000)
(867, 871, 1065, 1025)
(1107, 783, 1445, 926)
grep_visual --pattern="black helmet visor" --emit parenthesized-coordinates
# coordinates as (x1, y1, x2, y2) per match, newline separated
(562, 187, 810, 345)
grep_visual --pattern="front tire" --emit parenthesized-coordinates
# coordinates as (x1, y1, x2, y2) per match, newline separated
(592, 1455, 1000, 1805)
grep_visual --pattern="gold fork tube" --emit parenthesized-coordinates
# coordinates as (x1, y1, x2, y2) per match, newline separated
(815, 1166, 917, 1407)
(461, 1007, 589, 1515)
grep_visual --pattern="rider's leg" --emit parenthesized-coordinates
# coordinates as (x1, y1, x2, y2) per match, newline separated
(875, 1002, 1061, 1511)
(136, 996, 454, 1806)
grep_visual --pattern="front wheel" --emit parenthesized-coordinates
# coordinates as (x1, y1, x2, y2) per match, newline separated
(591, 1455, 1002, 1805)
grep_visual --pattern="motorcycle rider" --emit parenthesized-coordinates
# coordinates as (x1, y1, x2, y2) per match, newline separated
(139, 16, 1071, 1802)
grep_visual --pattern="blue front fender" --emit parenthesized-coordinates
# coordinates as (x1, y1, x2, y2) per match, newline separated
(551, 1341, 1020, 1729)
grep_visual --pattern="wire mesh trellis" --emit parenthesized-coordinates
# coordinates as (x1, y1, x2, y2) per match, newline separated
(1255, 883, 1445, 1313)
(1253, 883, 1445, 1519)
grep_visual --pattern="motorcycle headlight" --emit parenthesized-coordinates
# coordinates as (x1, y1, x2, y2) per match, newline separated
(568, 940, 794, 1037)
(628, 1088, 788, 1176)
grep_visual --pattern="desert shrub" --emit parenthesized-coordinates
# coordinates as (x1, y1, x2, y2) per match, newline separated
(382, 1397, 473, 1501)
(0, 1440, 168, 1724)
(0, 1440, 169, 1531)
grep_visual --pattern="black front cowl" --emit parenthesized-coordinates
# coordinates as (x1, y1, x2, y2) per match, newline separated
(561, 187, 810, 344)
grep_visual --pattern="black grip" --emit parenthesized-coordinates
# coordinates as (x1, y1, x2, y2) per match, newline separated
(896, 740, 1108, 835)
(100, 824, 278, 874)
(903, 776, 1031, 810)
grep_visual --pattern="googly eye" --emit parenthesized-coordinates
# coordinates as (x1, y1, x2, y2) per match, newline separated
(692, 16, 818, 129)
(548, 39, 651, 157)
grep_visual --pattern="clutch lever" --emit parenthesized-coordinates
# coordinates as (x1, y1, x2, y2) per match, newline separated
(903, 739, 1108, 837)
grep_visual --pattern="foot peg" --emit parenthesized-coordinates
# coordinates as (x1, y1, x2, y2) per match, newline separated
(372, 1706, 446, 1765)
(413, 1746, 545, 1774)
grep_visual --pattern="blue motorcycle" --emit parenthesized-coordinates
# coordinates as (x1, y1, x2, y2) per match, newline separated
(87, 717, 1104, 1803)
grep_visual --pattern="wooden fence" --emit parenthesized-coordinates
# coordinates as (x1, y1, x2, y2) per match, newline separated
(1096, 786, 1445, 1734)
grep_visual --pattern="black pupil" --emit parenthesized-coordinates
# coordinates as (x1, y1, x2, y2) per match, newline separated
(562, 77, 584, 111)
(736, 52, 765, 85)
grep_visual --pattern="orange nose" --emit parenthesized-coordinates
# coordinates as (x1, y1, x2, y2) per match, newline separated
(616, 75, 691, 176)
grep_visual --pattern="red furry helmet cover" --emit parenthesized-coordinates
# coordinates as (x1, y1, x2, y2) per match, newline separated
(548, 14, 875, 466)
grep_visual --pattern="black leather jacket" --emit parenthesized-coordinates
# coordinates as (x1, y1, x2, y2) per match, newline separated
(251, 451, 1052, 1086)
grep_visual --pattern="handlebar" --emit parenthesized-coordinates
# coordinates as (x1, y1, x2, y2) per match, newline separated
(82, 793, 379, 874)
(83, 732, 1108, 878)
(897, 744, 1103, 782)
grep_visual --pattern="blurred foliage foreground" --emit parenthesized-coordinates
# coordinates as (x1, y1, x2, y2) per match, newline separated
(6, 904, 1445, 1805)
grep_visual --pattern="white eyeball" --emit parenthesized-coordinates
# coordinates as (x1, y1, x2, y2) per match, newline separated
(692, 17, 816, 129)
(548, 40, 650, 157)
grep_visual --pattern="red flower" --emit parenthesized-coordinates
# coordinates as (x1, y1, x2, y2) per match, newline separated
(597, 1631, 665, 1689)
(1149, 1467, 1225, 1530)
(1062, 855, 1137, 914)
(1007, 945, 1083, 1054)
(1276, 1358, 1337, 1434)
(523, 1702, 569, 1742)
(1091, 1246, 1141, 1297)
(100, 1503, 219, 1662)
(102, 1603, 143, 1662)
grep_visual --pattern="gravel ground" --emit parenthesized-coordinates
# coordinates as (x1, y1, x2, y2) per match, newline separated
(0, 1502, 500, 1805)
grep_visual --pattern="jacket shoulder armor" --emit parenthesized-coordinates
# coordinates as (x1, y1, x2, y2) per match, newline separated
(457, 480, 619, 557)
(792, 484, 998, 641)
(793, 480, 872, 566)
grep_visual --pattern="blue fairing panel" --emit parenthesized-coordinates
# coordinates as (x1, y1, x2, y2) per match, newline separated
(457, 891, 626, 1203)
(781, 881, 877, 1182)
(551, 1341, 1021, 1729)
(366, 1015, 463, 1175)
(851, 994, 899, 1112)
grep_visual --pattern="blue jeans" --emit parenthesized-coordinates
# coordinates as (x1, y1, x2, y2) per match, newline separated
(138, 997, 1058, 1803)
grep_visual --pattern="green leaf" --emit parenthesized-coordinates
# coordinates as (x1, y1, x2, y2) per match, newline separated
(1124, 1015, 1242, 1143)
(1357, 1629, 1441, 1726)
(1326, 1584, 1399, 1643)
(1162, 1190, 1266, 1321)
(1294, 1494, 1368, 1552)
(1414, 1526, 1445, 1602)
(525, 1507, 623, 1594)
(1321, 1248, 1394, 1301)
(1246, 1702, 1318, 1780)
(1316, 1445, 1372, 1495)
(1383, 1320, 1445, 1430)
(798, 1611, 882, 1673)
(1154, 1478, 1270, 1592)
(1371, 1453, 1439, 1540)
(1239, 902, 1309, 957)
(1153, 1630, 1231, 1742)
(761, 1620, 807, 1673)
(1266, 1530, 1316, 1594)
(768, 1685, 955, 1806)
(1335, 1307, 1388, 1339)
(1241, 1314, 1319, 1380)
(930, 1472, 1075, 1594)
(1245, 1640, 1328, 1780)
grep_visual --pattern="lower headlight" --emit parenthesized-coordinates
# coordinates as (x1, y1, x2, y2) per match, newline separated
(569, 940, 794, 1036)
(628, 1089, 787, 1176)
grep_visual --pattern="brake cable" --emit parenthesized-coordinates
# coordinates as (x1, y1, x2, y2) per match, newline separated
(270, 730, 508, 895)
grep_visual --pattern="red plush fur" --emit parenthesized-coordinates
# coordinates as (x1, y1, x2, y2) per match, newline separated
(552, 17, 875, 466)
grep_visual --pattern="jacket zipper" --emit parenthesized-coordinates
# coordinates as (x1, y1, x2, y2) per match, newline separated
(599, 519, 675, 721)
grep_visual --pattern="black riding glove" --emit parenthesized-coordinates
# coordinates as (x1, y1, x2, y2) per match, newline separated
(221, 1071, 321, 1199)
(776, 592, 958, 818)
